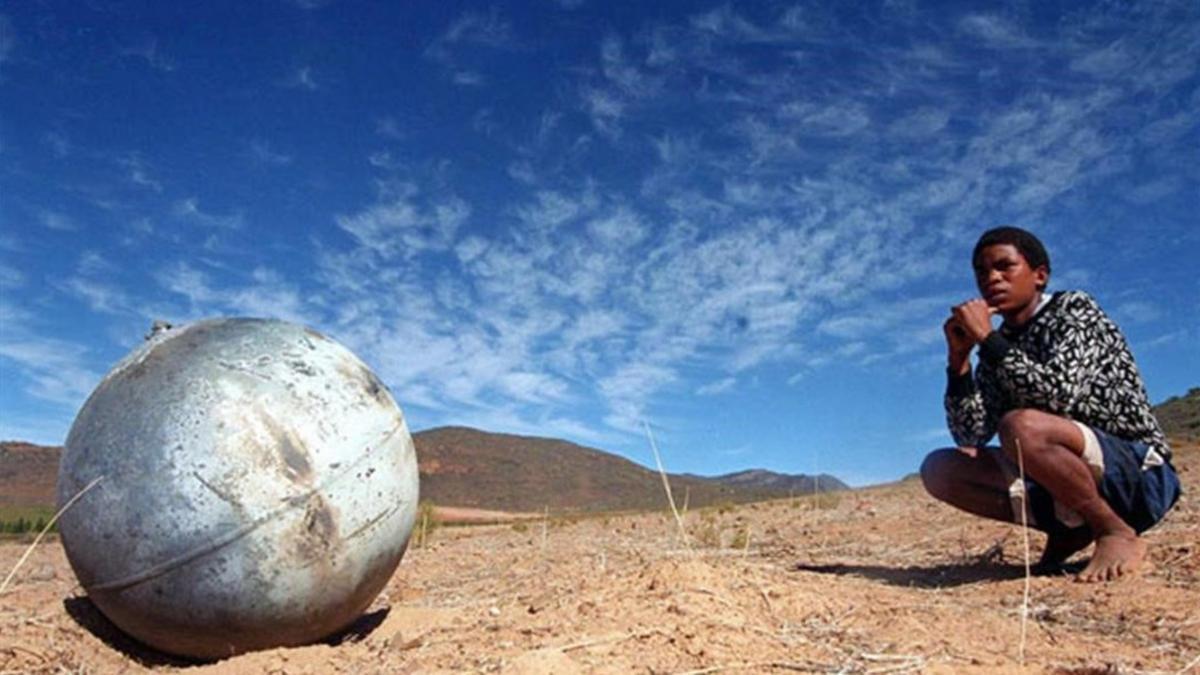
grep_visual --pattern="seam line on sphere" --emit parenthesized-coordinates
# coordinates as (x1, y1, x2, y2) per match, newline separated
(86, 422, 405, 593)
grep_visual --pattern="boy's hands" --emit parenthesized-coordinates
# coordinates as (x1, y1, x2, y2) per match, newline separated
(943, 299, 998, 375)
(951, 299, 996, 342)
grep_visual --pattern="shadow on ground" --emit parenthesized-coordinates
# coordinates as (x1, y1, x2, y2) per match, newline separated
(326, 606, 390, 645)
(792, 560, 1081, 588)
(64, 596, 390, 665)
(64, 596, 195, 667)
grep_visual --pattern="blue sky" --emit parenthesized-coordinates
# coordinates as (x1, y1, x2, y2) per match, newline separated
(1, 2, 1197, 486)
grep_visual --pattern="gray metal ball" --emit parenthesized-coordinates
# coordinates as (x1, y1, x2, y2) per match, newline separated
(56, 318, 419, 659)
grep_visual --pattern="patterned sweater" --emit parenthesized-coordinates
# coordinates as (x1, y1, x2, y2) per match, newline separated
(945, 290, 1171, 461)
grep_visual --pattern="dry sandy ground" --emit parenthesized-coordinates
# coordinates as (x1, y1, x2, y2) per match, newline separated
(2, 443, 1197, 674)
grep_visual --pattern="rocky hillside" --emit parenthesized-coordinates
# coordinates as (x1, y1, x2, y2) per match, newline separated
(414, 426, 838, 512)
(0, 442, 59, 507)
(1155, 386, 1200, 440)
(708, 468, 847, 494)
(0, 427, 841, 512)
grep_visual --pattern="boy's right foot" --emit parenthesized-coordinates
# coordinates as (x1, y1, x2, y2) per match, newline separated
(1076, 531, 1146, 583)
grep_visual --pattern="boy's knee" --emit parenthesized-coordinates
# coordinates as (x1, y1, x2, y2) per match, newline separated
(998, 409, 1045, 451)
(920, 448, 954, 500)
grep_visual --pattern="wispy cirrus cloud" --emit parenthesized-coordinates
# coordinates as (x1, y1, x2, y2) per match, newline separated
(119, 37, 175, 72)
(39, 211, 77, 231)
(120, 153, 163, 192)
(0, 338, 102, 406)
(246, 139, 293, 166)
(282, 66, 319, 91)
(425, 8, 518, 85)
(335, 181, 468, 258)
(174, 198, 244, 229)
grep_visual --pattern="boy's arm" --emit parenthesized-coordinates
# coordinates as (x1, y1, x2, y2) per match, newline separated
(944, 367, 996, 447)
(975, 292, 1101, 413)
(942, 314, 996, 447)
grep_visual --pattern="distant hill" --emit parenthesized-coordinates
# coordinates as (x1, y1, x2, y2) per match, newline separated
(1155, 387, 1200, 441)
(0, 426, 843, 513)
(707, 468, 847, 494)
(414, 426, 843, 512)
(0, 442, 59, 508)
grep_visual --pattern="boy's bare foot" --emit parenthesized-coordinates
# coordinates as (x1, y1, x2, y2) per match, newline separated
(1076, 532, 1146, 583)
(1034, 527, 1093, 573)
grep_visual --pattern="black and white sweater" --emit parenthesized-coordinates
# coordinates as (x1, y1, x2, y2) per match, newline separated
(945, 290, 1171, 461)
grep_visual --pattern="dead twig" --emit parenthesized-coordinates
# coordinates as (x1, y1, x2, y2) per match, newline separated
(1176, 652, 1200, 674)
(1, 476, 105, 595)
(555, 628, 660, 653)
(861, 652, 926, 674)
(673, 660, 840, 674)
(1015, 438, 1033, 666)
(644, 421, 691, 552)
(0, 643, 49, 664)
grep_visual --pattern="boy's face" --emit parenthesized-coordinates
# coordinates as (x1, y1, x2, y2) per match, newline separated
(973, 243, 1048, 315)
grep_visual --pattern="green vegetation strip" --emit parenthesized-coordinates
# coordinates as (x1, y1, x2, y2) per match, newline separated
(0, 505, 58, 536)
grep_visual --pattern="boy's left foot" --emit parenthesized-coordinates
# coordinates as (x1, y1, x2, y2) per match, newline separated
(1075, 532, 1146, 583)
(1034, 527, 1092, 573)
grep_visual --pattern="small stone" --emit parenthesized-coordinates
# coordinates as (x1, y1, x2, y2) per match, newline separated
(29, 564, 57, 581)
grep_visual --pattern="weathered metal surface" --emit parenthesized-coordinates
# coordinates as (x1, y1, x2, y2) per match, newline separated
(56, 318, 419, 659)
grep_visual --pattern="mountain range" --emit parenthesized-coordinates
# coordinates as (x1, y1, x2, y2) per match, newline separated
(1, 425, 846, 512)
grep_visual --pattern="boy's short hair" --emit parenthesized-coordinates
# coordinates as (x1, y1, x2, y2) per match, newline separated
(973, 226, 1051, 290)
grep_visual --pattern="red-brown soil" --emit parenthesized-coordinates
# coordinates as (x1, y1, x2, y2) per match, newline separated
(2, 441, 1196, 674)
(0, 442, 58, 507)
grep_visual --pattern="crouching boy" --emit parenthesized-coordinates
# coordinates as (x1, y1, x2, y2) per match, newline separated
(921, 226, 1181, 582)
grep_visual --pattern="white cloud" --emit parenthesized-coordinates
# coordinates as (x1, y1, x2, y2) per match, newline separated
(1113, 301, 1161, 325)
(375, 116, 404, 140)
(284, 66, 319, 91)
(248, 139, 293, 166)
(0, 262, 23, 289)
(516, 189, 594, 230)
(120, 153, 163, 192)
(587, 207, 647, 248)
(1070, 39, 1133, 78)
(582, 87, 625, 138)
(174, 198, 244, 229)
(226, 268, 316, 325)
(0, 339, 102, 406)
(689, 6, 774, 43)
(888, 107, 950, 138)
(368, 150, 405, 170)
(119, 38, 175, 72)
(336, 183, 468, 258)
(958, 14, 1037, 49)
(696, 377, 736, 396)
(43, 131, 71, 157)
(154, 261, 317, 326)
(60, 277, 133, 315)
(780, 101, 871, 137)
(157, 260, 219, 306)
(425, 8, 517, 84)
(454, 70, 484, 86)
(39, 211, 77, 231)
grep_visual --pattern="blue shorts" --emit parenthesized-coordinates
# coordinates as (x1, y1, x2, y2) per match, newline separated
(1025, 426, 1181, 535)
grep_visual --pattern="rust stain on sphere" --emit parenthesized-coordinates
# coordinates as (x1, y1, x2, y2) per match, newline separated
(56, 318, 419, 659)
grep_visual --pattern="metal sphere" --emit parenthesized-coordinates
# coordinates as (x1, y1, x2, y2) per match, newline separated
(56, 318, 419, 659)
